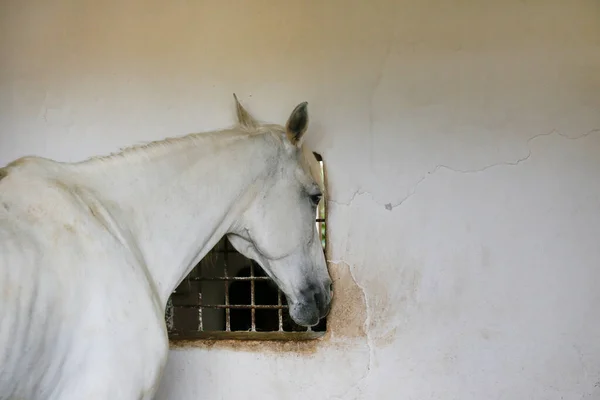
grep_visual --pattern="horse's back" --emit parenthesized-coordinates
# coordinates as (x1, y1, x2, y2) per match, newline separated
(0, 164, 86, 399)
(0, 161, 168, 400)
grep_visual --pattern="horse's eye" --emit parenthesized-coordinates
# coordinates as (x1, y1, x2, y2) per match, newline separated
(309, 193, 322, 205)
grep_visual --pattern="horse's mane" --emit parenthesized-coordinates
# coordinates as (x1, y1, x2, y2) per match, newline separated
(77, 122, 286, 166)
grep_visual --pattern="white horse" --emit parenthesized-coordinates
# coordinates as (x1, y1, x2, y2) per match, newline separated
(0, 96, 332, 400)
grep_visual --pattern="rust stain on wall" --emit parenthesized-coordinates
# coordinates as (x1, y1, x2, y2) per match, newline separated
(170, 336, 322, 356)
(327, 262, 368, 339)
(373, 327, 397, 347)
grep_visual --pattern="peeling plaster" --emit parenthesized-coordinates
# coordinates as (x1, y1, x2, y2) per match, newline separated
(327, 261, 373, 400)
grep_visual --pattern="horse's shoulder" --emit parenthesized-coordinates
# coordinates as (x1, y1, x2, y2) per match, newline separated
(0, 166, 124, 274)
(1, 159, 94, 221)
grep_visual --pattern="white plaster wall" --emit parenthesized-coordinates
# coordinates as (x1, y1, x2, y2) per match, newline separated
(2, 1, 600, 399)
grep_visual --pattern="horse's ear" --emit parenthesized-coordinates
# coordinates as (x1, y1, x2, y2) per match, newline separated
(233, 93, 259, 130)
(285, 102, 309, 146)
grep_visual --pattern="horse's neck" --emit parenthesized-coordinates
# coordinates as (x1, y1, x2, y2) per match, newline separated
(71, 131, 272, 306)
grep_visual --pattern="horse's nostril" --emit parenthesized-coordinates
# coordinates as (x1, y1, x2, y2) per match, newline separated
(313, 292, 322, 310)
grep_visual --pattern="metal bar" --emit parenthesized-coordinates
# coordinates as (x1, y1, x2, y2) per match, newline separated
(209, 249, 250, 254)
(197, 293, 203, 331)
(188, 276, 272, 282)
(170, 330, 326, 341)
(166, 297, 174, 332)
(277, 290, 283, 331)
(250, 262, 256, 332)
(177, 304, 289, 309)
(224, 240, 230, 332)
(197, 255, 203, 332)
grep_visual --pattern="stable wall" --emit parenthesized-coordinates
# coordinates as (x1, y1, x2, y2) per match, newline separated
(1, 1, 600, 399)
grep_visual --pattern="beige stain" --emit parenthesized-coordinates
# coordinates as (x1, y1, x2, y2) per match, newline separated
(364, 262, 422, 347)
(373, 327, 397, 347)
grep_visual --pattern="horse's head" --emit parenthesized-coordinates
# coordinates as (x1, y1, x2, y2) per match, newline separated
(226, 95, 332, 327)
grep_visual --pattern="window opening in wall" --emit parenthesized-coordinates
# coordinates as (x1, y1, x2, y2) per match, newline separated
(165, 152, 327, 341)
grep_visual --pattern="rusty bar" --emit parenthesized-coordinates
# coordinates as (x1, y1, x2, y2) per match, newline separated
(197, 257, 203, 332)
(188, 276, 271, 282)
(250, 262, 256, 332)
(166, 297, 174, 332)
(197, 293, 203, 331)
(224, 240, 231, 332)
(170, 330, 325, 342)
(277, 290, 283, 331)
(182, 304, 288, 309)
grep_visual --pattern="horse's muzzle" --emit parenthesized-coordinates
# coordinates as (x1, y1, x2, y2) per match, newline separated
(289, 279, 332, 327)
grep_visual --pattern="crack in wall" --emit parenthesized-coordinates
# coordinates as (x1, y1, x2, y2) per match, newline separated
(324, 127, 599, 398)
(329, 128, 600, 211)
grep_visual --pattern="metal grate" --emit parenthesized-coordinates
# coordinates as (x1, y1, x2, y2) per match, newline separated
(166, 153, 327, 341)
